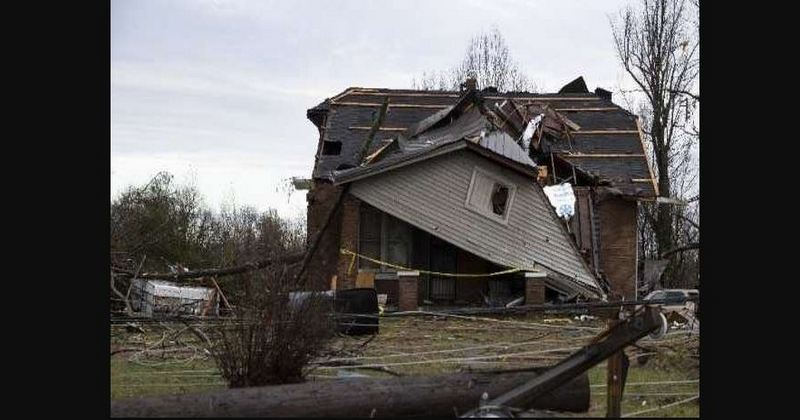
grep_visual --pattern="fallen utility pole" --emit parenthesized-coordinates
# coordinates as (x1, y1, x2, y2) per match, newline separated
(460, 305, 662, 417)
(110, 368, 589, 417)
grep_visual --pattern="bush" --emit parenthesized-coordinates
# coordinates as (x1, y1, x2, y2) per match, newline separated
(206, 264, 335, 387)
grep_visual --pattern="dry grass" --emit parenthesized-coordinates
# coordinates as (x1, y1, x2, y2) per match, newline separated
(110, 312, 698, 417)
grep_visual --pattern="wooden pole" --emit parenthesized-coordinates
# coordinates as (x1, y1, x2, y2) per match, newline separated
(111, 369, 590, 417)
(468, 306, 661, 416)
(210, 276, 232, 312)
(605, 348, 631, 417)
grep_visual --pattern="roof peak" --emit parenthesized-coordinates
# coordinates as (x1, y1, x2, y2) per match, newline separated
(338, 86, 598, 97)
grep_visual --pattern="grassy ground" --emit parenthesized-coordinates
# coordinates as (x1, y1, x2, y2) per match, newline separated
(110, 314, 698, 417)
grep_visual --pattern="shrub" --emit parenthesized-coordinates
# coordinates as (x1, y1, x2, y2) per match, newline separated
(207, 264, 335, 387)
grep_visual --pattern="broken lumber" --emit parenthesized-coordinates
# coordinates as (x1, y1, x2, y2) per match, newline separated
(463, 306, 662, 417)
(110, 369, 589, 417)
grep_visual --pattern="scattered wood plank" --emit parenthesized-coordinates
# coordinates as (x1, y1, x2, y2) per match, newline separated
(333, 102, 448, 109)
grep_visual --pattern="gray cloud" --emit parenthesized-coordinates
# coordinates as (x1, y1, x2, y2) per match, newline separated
(112, 0, 645, 218)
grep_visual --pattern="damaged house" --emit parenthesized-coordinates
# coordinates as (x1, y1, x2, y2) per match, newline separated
(301, 77, 659, 310)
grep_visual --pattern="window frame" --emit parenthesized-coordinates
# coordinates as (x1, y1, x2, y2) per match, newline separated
(464, 166, 517, 225)
(357, 205, 383, 271)
(357, 205, 413, 272)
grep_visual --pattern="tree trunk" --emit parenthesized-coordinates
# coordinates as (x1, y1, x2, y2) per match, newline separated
(651, 111, 675, 285)
(111, 369, 590, 417)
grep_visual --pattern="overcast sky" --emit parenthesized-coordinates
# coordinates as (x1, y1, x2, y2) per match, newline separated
(112, 0, 667, 220)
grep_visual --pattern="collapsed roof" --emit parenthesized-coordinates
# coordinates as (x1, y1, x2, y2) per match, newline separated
(308, 79, 658, 197)
(323, 88, 605, 297)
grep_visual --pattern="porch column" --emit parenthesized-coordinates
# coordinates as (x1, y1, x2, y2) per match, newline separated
(524, 271, 547, 305)
(336, 194, 360, 290)
(397, 271, 420, 312)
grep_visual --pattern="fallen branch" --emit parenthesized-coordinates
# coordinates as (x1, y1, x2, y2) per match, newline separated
(110, 271, 133, 315)
(660, 242, 699, 259)
(111, 253, 304, 281)
(677, 214, 699, 230)
(111, 347, 144, 356)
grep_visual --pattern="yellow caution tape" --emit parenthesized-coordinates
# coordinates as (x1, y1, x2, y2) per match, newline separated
(340, 248, 535, 278)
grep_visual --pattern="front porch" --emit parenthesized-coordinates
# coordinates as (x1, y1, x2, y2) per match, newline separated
(336, 200, 557, 311)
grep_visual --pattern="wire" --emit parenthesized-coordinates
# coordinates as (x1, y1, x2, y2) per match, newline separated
(621, 394, 699, 417)
(313, 346, 581, 370)
(590, 380, 699, 388)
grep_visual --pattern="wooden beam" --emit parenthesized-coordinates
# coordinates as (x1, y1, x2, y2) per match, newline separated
(485, 96, 602, 101)
(571, 130, 639, 135)
(562, 154, 646, 158)
(343, 90, 462, 98)
(333, 102, 449, 109)
(467, 307, 661, 416)
(330, 87, 355, 103)
(363, 139, 396, 164)
(606, 343, 630, 417)
(348, 126, 407, 131)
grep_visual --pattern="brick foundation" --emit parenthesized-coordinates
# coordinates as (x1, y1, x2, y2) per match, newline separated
(397, 271, 419, 311)
(525, 275, 546, 305)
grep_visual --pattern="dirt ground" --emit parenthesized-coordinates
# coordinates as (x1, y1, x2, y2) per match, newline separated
(110, 312, 699, 417)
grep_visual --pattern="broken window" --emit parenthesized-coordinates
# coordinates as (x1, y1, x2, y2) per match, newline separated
(358, 204, 412, 271)
(491, 184, 509, 216)
(385, 215, 411, 267)
(359, 205, 382, 270)
(322, 141, 342, 155)
(466, 167, 516, 223)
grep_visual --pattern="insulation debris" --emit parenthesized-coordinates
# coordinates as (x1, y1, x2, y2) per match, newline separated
(543, 183, 577, 219)
(520, 114, 544, 152)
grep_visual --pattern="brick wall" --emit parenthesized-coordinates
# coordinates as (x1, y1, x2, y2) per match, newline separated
(336, 194, 360, 289)
(597, 195, 637, 300)
(305, 180, 344, 291)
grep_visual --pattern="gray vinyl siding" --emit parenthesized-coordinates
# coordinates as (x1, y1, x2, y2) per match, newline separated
(349, 149, 600, 293)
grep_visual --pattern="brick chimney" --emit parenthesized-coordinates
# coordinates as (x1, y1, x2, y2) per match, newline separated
(461, 77, 477, 91)
(595, 87, 613, 101)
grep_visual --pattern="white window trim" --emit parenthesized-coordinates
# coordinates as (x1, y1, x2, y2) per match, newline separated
(464, 166, 517, 225)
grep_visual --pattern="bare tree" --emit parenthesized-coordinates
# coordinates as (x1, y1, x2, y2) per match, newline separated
(412, 27, 536, 92)
(612, 0, 699, 284)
